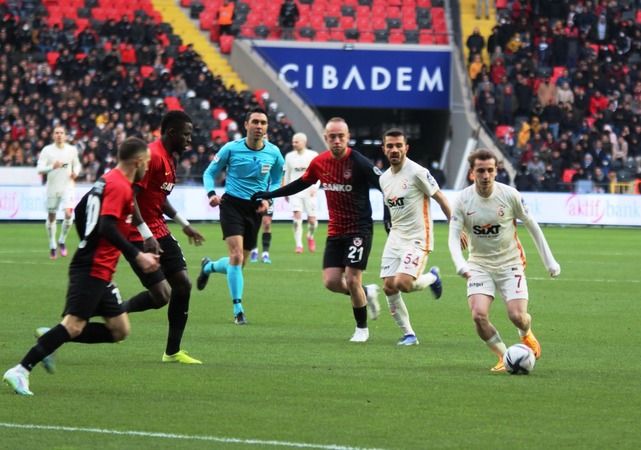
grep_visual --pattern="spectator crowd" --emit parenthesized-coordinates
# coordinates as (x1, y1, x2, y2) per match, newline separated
(467, 0, 641, 193)
(0, 2, 294, 185)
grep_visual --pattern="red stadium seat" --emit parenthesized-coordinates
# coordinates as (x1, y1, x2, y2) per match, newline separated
(210, 129, 229, 143)
(46, 51, 60, 68)
(140, 65, 155, 78)
(219, 35, 234, 54)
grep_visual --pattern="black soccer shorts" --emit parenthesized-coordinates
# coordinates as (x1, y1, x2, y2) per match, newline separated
(219, 193, 263, 251)
(129, 234, 187, 288)
(64, 272, 125, 319)
(323, 233, 373, 271)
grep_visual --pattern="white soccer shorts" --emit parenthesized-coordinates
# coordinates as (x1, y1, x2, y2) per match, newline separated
(466, 264, 529, 301)
(290, 194, 316, 217)
(380, 237, 429, 279)
(46, 189, 75, 213)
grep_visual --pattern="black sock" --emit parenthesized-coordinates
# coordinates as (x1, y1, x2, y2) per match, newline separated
(72, 323, 115, 343)
(353, 305, 368, 328)
(20, 324, 71, 371)
(123, 291, 158, 313)
(262, 232, 272, 252)
(166, 289, 190, 355)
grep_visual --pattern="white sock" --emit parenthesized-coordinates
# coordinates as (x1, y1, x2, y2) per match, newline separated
(411, 271, 437, 291)
(293, 219, 303, 247)
(58, 217, 73, 244)
(485, 332, 508, 357)
(307, 220, 317, 238)
(46, 220, 57, 250)
(386, 292, 414, 336)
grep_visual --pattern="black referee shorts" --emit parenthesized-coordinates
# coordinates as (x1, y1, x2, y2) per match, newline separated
(63, 272, 125, 319)
(323, 233, 373, 271)
(219, 193, 263, 251)
(129, 234, 187, 289)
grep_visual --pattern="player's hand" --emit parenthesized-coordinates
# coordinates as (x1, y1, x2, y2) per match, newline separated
(184, 225, 205, 246)
(136, 252, 160, 273)
(457, 268, 471, 279)
(383, 219, 392, 234)
(208, 195, 221, 207)
(251, 191, 270, 202)
(460, 232, 468, 250)
(143, 236, 162, 254)
(548, 263, 561, 278)
(52, 161, 63, 169)
(256, 200, 270, 215)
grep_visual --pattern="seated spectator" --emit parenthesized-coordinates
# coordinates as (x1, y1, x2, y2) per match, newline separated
(217, 0, 236, 36)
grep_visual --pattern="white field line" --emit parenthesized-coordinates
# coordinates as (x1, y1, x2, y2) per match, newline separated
(0, 422, 386, 450)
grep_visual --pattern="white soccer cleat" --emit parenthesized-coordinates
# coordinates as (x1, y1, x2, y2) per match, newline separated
(3, 365, 33, 396)
(365, 284, 380, 320)
(349, 327, 369, 343)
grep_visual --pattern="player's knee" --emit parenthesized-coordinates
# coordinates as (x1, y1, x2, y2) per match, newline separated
(323, 277, 343, 293)
(171, 280, 191, 303)
(62, 321, 86, 338)
(150, 283, 171, 307)
(471, 309, 489, 325)
(395, 278, 413, 293)
(507, 310, 528, 327)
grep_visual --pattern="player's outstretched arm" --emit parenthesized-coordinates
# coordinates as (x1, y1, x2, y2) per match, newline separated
(99, 215, 159, 273)
(162, 198, 204, 246)
(522, 217, 561, 278)
(132, 191, 160, 254)
(251, 178, 311, 201)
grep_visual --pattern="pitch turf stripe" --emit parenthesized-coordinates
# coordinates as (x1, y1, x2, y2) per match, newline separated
(0, 422, 385, 450)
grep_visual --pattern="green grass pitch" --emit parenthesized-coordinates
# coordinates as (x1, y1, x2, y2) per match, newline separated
(1, 222, 640, 449)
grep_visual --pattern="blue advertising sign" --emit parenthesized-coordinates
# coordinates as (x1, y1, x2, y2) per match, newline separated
(252, 43, 451, 110)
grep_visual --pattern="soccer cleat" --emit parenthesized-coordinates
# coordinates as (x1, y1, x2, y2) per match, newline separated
(295, 246, 303, 254)
(250, 249, 258, 263)
(34, 327, 55, 374)
(349, 327, 369, 342)
(234, 312, 247, 325)
(521, 330, 542, 359)
(307, 236, 316, 252)
(49, 248, 57, 260)
(490, 358, 506, 373)
(3, 366, 33, 396)
(196, 257, 211, 291)
(58, 243, 67, 257)
(397, 334, 419, 346)
(262, 252, 271, 264)
(365, 284, 380, 320)
(162, 350, 202, 364)
(429, 266, 442, 299)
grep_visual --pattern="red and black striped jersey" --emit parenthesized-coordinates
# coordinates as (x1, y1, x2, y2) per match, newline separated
(73, 168, 135, 282)
(302, 148, 381, 236)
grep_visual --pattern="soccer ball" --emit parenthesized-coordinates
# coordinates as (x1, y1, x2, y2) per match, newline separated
(503, 344, 536, 375)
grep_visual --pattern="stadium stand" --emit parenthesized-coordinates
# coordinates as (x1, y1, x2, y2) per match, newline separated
(0, 0, 293, 182)
(468, 0, 641, 193)
(189, 0, 449, 45)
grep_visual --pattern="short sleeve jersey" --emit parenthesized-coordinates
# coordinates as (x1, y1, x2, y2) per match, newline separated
(72, 168, 134, 282)
(451, 182, 530, 270)
(302, 148, 381, 236)
(379, 158, 440, 251)
(203, 138, 284, 199)
(285, 148, 317, 196)
(36, 143, 81, 194)
(129, 140, 174, 241)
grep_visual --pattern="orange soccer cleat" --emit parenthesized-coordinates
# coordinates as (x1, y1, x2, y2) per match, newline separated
(490, 358, 506, 373)
(520, 330, 541, 359)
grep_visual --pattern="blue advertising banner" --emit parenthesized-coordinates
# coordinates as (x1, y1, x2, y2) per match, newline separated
(252, 43, 451, 110)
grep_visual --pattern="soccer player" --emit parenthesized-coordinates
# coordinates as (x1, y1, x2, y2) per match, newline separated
(284, 132, 318, 254)
(448, 148, 561, 372)
(252, 117, 381, 342)
(198, 108, 284, 324)
(378, 129, 452, 346)
(249, 211, 274, 264)
(36, 125, 81, 259)
(122, 111, 205, 364)
(3, 137, 159, 396)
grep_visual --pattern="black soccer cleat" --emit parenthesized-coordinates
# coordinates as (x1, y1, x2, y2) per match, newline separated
(196, 257, 211, 291)
(234, 312, 247, 325)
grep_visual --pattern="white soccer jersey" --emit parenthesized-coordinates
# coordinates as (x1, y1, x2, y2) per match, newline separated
(284, 148, 317, 196)
(379, 158, 440, 251)
(37, 143, 81, 194)
(450, 182, 529, 271)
